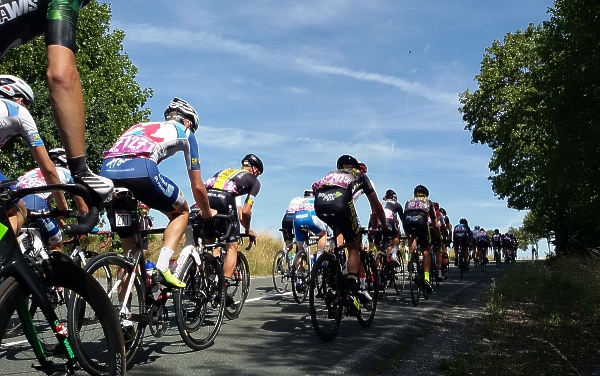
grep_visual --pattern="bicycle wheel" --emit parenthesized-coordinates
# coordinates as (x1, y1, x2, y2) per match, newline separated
(408, 256, 420, 306)
(357, 251, 378, 328)
(309, 252, 342, 342)
(271, 250, 290, 293)
(291, 249, 310, 304)
(224, 251, 250, 320)
(392, 256, 405, 294)
(374, 251, 387, 298)
(83, 253, 145, 369)
(174, 254, 225, 350)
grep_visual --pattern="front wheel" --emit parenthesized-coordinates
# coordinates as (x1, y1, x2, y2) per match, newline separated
(271, 250, 290, 293)
(174, 254, 225, 350)
(291, 250, 310, 304)
(408, 255, 420, 307)
(224, 251, 250, 320)
(357, 251, 378, 328)
(392, 256, 405, 294)
(309, 252, 342, 342)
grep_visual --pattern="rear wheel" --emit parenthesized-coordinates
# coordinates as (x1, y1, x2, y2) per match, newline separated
(224, 251, 250, 320)
(392, 256, 405, 294)
(291, 250, 310, 304)
(309, 252, 342, 342)
(174, 254, 225, 350)
(408, 255, 420, 306)
(271, 250, 290, 293)
(374, 252, 387, 298)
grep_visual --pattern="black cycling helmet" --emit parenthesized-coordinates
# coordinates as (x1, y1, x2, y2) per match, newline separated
(48, 148, 67, 167)
(241, 153, 264, 175)
(304, 189, 313, 197)
(480, 228, 485, 232)
(440, 208, 447, 215)
(494, 228, 499, 234)
(459, 218, 468, 226)
(164, 97, 199, 132)
(336, 154, 360, 170)
(414, 184, 429, 197)
(384, 189, 397, 200)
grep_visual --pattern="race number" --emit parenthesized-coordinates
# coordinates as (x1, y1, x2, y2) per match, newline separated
(115, 210, 131, 227)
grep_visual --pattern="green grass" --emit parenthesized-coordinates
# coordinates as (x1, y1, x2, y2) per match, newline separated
(455, 257, 600, 375)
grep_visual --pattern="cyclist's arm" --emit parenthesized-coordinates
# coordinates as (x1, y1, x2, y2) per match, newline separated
(30, 146, 69, 211)
(188, 169, 212, 219)
(366, 191, 386, 227)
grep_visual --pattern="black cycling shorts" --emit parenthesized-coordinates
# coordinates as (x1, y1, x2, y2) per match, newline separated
(314, 187, 360, 243)
(402, 211, 430, 249)
(281, 213, 294, 243)
(207, 189, 240, 243)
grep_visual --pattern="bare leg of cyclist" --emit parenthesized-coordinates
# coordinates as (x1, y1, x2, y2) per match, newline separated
(435, 246, 443, 280)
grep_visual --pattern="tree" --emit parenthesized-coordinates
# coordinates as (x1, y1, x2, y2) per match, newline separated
(0, 1, 153, 177)
(459, 0, 600, 255)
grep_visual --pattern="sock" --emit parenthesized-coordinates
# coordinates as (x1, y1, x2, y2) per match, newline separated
(424, 271, 430, 281)
(156, 247, 174, 272)
(67, 156, 88, 176)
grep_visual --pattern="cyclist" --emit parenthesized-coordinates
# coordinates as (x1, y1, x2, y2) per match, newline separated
(16, 148, 89, 252)
(402, 184, 440, 293)
(0, 75, 70, 234)
(430, 202, 445, 281)
(492, 228, 502, 266)
(502, 232, 513, 262)
(476, 227, 490, 266)
(0, 1, 114, 203)
(380, 189, 404, 261)
(204, 153, 263, 306)
(101, 98, 213, 289)
(439, 207, 452, 269)
(470, 225, 480, 263)
(453, 218, 472, 269)
(312, 154, 387, 314)
(281, 192, 308, 252)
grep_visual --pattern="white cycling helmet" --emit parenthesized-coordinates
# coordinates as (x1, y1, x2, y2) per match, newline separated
(48, 148, 68, 167)
(164, 97, 199, 132)
(0, 74, 35, 105)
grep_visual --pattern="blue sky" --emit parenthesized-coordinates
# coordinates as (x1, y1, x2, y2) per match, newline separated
(106, 1, 554, 256)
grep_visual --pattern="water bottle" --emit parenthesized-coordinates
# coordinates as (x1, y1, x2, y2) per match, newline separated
(145, 260, 158, 293)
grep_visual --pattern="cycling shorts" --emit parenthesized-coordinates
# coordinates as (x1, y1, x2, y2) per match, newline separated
(453, 232, 470, 249)
(101, 157, 185, 213)
(280, 213, 294, 244)
(477, 239, 489, 249)
(293, 210, 328, 243)
(402, 211, 430, 249)
(207, 189, 240, 243)
(22, 194, 61, 246)
(314, 187, 361, 243)
(429, 226, 442, 248)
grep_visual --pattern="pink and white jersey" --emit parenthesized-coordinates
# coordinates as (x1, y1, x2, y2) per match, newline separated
(16, 167, 73, 201)
(103, 120, 201, 170)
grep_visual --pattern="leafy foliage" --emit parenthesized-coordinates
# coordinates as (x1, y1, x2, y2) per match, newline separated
(459, 0, 600, 255)
(0, 1, 152, 178)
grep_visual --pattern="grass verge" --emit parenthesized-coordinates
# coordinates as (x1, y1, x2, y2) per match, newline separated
(439, 257, 600, 375)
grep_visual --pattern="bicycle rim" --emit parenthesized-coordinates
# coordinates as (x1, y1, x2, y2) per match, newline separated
(309, 253, 342, 342)
(225, 252, 249, 320)
(374, 252, 387, 298)
(291, 250, 309, 304)
(392, 258, 405, 294)
(357, 252, 378, 328)
(174, 255, 225, 350)
(271, 250, 290, 293)
(84, 253, 145, 369)
(409, 259, 420, 306)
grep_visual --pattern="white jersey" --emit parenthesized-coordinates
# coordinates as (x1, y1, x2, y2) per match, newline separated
(0, 98, 45, 149)
(16, 167, 74, 201)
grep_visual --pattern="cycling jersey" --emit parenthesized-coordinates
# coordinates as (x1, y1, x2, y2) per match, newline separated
(492, 233, 502, 246)
(313, 167, 374, 243)
(381, 198, 403, 236)
(403, 196, 436, 249)
(281, 196, 304, 243)
(453, 224, 472, 247)
(293, 196, 328, 243)
(0, 0, 89, 59)
(477, 230, 489, 247)
(101, 120, 201, 214)
(0, 99, 45, 149)
(16, 167, 73, 246)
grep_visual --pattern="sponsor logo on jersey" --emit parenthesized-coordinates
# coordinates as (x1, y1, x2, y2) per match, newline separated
(318, 191, 342, 202)
(0, 0, 38, 24)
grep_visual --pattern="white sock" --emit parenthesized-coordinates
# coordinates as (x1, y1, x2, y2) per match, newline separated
(156, 247, 174, 272)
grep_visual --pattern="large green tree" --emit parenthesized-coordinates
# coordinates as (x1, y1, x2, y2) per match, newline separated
(459, 0, 600, 255)
(0, 1, 152, 176)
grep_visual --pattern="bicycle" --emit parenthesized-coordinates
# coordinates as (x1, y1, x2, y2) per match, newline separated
(309, 226, 380, 342)
(0, 181, 126, 376)
(291, 231, 335, 304)
(408, 245, 432, 306)
(457, 243, 469, 278)
(441, 249, 450, 280)
(272, 230, 295, 294)
(374, 239, 404, 297)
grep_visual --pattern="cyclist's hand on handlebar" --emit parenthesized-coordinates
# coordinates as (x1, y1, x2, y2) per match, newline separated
(202, 216, 216, 239)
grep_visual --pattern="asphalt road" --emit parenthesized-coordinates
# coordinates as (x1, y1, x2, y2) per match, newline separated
(0, 261, 506, 375)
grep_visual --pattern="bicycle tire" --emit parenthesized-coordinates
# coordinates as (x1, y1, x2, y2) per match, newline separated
(83, 252, 145, 369)
(271, 250, 290, 293)
(408, 256, 420, 306)
(309, 252, 342, 342)
(0, 260, 126, 376)
(392, 257, 405, 294)
(357, 251, 378, 328)
(224, 251, 250, 320)
(174, 254, 225, 350)
(291, 249, 310, 304)
(374, 251, 387, 298)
